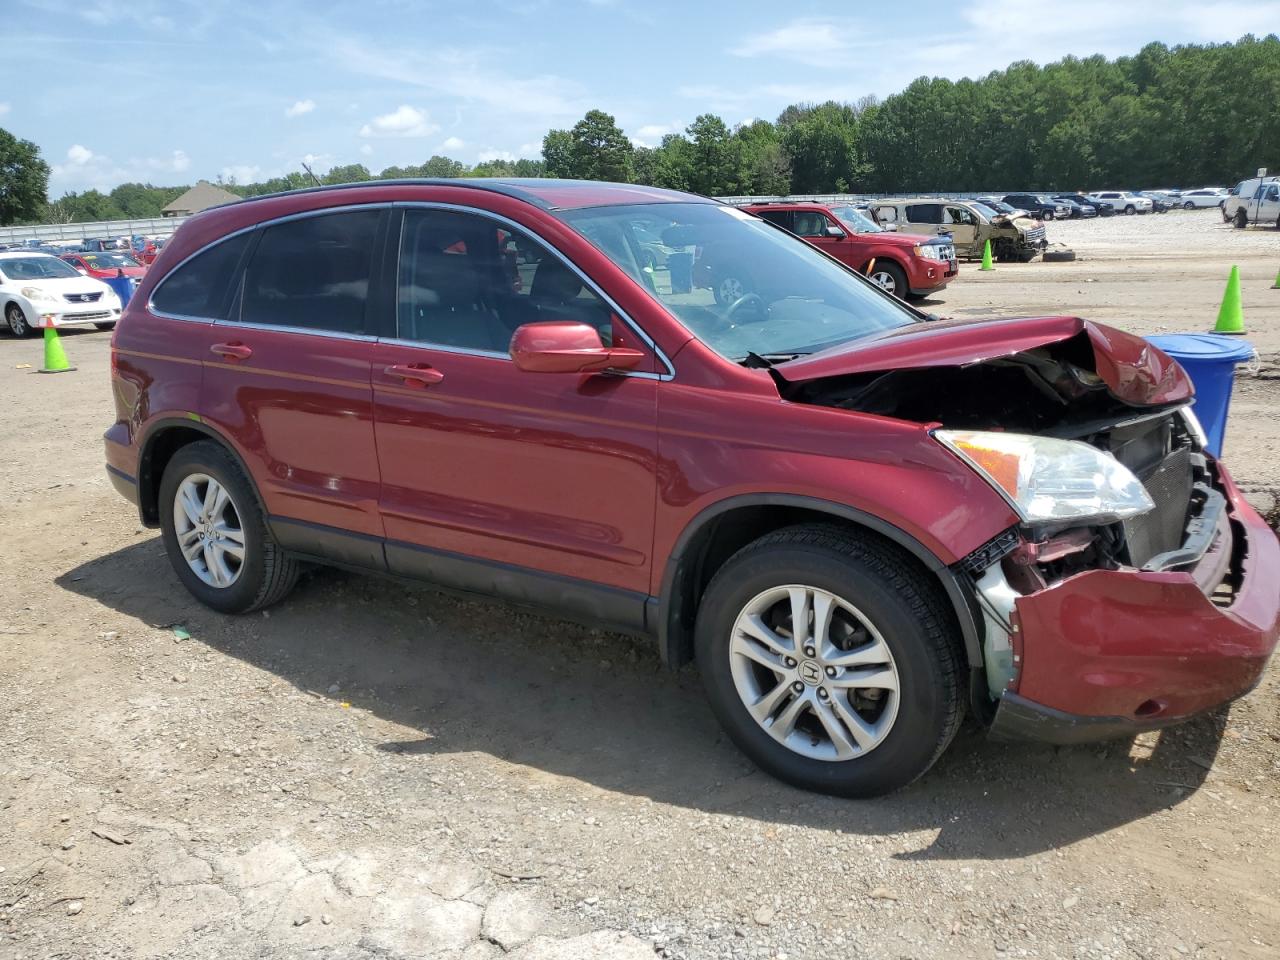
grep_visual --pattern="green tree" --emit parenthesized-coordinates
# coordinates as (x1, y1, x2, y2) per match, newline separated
(0, 128, 50, 225)
(542, 128, 575, 177)
(323, 164, 372, 185)
(782, 101, 867, 193)
(735, 120, 790, 195)
(685, 114, 740, 195)
(566, 109, 634, 182)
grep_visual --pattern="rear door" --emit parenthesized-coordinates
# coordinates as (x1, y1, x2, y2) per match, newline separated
(370, 205, 660, 626)
(198, 206, 388, 564)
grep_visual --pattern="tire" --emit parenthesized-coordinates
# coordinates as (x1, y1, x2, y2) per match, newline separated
(712, 274, 749, 306)
(1183, 202, 1195, 210)
(693, 524, 965, 797)
(1234, 210, 1248, 229)
(5, 303, 36, 338)
(1043, 249, 1076, 262)
(866, 261, 908, 299)
(1042, 211, 1054, 221)
(1124, 205, 1136, 215)
(94, 321, 116, 331)
(158, 440, 299, 614)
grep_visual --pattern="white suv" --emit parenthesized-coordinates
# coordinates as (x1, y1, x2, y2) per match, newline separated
(1087, 191, 1153, 215)
(0, 252, 122, 337)
(1177, 188, 1226, 209)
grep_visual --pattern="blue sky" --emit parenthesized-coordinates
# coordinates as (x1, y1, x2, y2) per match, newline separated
(6, 0, 1276, 197)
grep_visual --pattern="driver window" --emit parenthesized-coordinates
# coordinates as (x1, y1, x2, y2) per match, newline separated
(945, 207, 975, 226)
(397, 209, 614, 352)
(792, 211, 828, 237)
(872, 206, 897, 222)
(1268, 186, 1279, 201)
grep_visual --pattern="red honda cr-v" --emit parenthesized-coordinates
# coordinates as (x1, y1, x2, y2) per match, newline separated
(105, 179, 1279, 797)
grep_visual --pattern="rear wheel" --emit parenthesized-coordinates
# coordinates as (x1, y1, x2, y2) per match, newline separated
(159, 441, 299, 614)
(1183, 201, 1195, 210)
(94, 322, 116, 331)
(694, 525, 964, 797)
(1234, 210, 1249, 229)
(866, 261, 908, 299)
(6, 303, 35, 338)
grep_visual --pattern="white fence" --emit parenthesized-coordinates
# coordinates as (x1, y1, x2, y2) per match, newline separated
(0, 216, 188, 246)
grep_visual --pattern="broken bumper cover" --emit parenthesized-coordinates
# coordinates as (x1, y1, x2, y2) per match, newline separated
(990, 468, 1280, 744)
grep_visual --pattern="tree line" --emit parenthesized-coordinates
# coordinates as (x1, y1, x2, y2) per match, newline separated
(2, 35, 1276, 226)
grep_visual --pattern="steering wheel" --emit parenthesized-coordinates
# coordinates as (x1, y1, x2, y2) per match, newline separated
(725, 292, 766, 324)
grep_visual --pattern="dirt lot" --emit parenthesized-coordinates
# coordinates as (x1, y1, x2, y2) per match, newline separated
(2, 208, 1278, 960)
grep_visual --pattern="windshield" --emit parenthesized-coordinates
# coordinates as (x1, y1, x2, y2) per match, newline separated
(82, 252, 141, 269)
(558, 202, 917, 360)
(968, 202, 998, 218)
(827, 205, 883, 233)
(0, 256, 82, 281)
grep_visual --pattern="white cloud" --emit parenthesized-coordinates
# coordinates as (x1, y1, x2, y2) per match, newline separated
(67, 144, 94, 166)
(171, 149, 191, 172)
(518, 142, 542, 156)
(0, 102, 9, 117)
(359, 143, 374, 156)
(359, 104, 438, 138)
(285, 98, 316, 118)
(731, 18, 853, 58)
(220, 164, 262, 184)
(630, 122, 683, 148)
(478, 149, 516, 163)
(441, 135, 465, 151)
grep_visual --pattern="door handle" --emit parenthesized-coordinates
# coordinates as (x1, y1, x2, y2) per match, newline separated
(211, 342, 252, 361)
(385, 363, 444, 387)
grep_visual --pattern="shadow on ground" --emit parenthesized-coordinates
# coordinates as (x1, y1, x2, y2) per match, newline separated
(57, 538, 1226, 862)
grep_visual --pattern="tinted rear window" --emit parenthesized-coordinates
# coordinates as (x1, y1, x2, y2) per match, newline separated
(905, 204, 942, 224)
(151, 233, 250, 318)
(237, 210, 381, 334)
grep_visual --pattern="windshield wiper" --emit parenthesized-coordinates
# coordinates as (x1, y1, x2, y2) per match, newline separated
(740, 351, 808, 368)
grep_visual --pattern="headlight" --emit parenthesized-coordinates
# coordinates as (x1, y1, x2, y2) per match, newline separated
(20, 286, 58, 302)
(935, 429, 1154, 524)
(912, 244, 944, 260)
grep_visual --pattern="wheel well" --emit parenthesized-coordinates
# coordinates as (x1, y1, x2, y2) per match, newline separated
(658, 503, 979, 671)
(137, 425, 218, 525)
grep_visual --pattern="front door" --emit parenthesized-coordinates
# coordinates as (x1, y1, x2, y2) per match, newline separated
(791, 210, 852, 266)
(943, 205, 980, 253)
(370, 206, 659, 629)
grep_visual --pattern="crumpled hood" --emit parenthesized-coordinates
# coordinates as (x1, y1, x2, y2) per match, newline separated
(775, 315, 1193, 406)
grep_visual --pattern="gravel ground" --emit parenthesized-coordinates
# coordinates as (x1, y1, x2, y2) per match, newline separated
(1, 209, 1278, 960)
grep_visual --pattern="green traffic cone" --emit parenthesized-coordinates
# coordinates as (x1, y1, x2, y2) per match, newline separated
(39, 324, 75, 374)
(1272, 264, 1280, 289)
(1214, 265, 1245, 334)
(979, 239, 994, 271)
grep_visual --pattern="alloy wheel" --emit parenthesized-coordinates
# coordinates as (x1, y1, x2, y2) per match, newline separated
(868, 270, 897, 295)
(718, 276, 745, 303)
(6, 305, 30, 337)
(172, 473, 246, 588)
(728, 585, 900, 761)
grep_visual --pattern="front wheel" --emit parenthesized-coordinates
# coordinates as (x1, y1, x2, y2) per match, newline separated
(159, 441, 300, 614)
(694, 525, 965, 797)
(866, 261, 908, 299)
(1234, 210, 1248, 229)
(712, 274, 749, 306)
(94, 322, 117, 331)
(6, 303, 36, 338)
(1042, 210, 1054, 221)
(1183, 201, 1195, 210)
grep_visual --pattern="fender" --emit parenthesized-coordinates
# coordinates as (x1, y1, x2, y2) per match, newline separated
(654, 493, 984, 670)
(135, 415, 263, 526)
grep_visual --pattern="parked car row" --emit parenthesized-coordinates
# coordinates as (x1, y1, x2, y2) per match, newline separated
(0, 235, 166, 264)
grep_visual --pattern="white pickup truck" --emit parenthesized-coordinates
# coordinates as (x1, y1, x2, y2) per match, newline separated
(1223, 174, 1280, 228)
(1087, 191, 1153, 215)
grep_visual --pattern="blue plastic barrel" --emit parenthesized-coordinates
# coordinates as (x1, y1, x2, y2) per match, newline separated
(1146, 333, 1255, 457)
(104, 273, 134, 308)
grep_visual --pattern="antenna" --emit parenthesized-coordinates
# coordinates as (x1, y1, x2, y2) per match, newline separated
(301, 161, 322, 187)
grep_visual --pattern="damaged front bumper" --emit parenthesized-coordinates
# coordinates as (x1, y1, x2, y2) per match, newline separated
(988, 466, 1280, 744)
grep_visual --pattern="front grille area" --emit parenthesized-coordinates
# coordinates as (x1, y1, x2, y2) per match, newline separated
(63, 291, 103, 304)
(1025, 226, 1047, 244)
(62, 311, 112, 322)
(1121, 445, 1194, 566)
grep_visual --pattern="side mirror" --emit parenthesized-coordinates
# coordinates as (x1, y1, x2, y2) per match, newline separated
(823, 224, 846, 238)
(509, 321, 645, 374)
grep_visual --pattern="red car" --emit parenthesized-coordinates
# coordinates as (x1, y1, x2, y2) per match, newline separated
(741, 201, 957, 299)
(104, 179, 1279, 797)
(61, 250, 147, 280)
